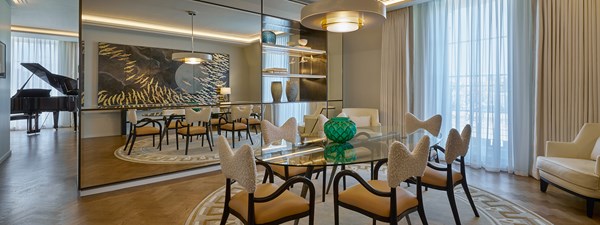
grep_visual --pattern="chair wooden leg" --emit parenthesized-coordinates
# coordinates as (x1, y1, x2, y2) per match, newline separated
(207, 133, 213, 152)
(201, 135, 205, 147)
(447, 187, 462, 225)
(406, 215, 412, 225)
(372, 219, 376, 225)
(461, 180, 479, 217)
(123, 133, 132, 151)
(334, 199, 340, 225)
(248, 129, 254, 145)
(587, 198, 595, 218)
(185, 135, 190, 155)
(238, 131, 241, 141)
(127, 135, 137, 155)
(326, 165, 338, 194)
(231, 131, 235, 148)
(176, 133, 180, 150)
(322, 168, 326, 202)
(152, 135, 155, 147)
(165, 129, 170, 145)
(220, 208, 229, 225)
(157, 133, 163, 151)
(540, 179, 549, 192)
(418, 204, 428, 225)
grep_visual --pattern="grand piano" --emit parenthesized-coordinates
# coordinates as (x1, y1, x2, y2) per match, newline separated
(10, 63, 79, 134)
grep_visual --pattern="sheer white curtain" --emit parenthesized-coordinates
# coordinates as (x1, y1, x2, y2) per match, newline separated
(10, 35, 79, 130)
(413, 0, 534, 175)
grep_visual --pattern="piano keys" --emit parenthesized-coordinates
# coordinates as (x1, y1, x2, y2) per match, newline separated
(10, 63, 79, 134)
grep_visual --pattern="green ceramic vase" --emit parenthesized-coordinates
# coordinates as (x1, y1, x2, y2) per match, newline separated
(324, 142, 356, 163)
(324, 117, 357, 143)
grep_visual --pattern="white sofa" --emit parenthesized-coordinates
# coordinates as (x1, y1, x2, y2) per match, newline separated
(341, 108, 381, 127)
(536, 123, 600, 218)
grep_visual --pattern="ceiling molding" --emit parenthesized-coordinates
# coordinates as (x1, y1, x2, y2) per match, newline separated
(81, 15, 258, 45)
(11, 25, 79, 37)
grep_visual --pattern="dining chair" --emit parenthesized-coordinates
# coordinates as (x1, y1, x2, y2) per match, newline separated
(242, 104, 262, 134)
(333, 136, 431, 225)
(217, 136, 315, 225)
(175, 107, 213, 155)
(162, 109, 186, 145)
(219, 106, 254, 148)
(404, 113, 443, 162)
(124, 109, 163, 155)
(420, 125, 479, 225)
(261, 118, 327, 202)
(211, 107, 227, 134)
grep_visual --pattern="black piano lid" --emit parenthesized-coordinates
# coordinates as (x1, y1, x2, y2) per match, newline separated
(20, 63, 78, 96)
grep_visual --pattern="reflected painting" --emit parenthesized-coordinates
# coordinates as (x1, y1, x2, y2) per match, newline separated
(97, 42, 229, 107)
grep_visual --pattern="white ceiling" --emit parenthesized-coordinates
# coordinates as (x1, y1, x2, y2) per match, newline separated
(10, 0, 79, 32)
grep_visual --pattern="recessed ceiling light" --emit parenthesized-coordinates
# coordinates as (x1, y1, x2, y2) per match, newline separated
(11, 0, 28, 5)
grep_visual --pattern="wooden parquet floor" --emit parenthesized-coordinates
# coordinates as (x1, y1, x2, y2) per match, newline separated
(1, 128, 599, 224)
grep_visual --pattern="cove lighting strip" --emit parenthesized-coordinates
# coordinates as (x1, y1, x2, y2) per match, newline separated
(382, 0, 407, 5)
(11, 26, 79, 37)
(81, 15, 258, 44)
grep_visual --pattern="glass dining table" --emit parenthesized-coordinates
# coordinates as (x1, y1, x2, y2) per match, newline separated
(255, 126, 442, 202)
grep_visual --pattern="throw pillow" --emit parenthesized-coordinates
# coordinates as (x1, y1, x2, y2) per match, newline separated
(350, 115, 371, 127)
(591, 137, 600, 160)
(337, 112, 348, 118)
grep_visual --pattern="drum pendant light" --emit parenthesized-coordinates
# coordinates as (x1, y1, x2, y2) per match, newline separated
(301, 0, 386, 33)
(172, 11, 212, 64)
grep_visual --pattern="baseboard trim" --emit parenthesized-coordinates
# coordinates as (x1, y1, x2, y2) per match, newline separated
(79, 165, 221, 196)
(0, 150, 11, 165)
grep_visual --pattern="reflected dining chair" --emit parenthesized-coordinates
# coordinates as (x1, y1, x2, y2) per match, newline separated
(162, 109, 186, 145)
(124, 109, 163, 155)
(175, 107, 213, 155)
(261, 118, 327, 202)
(241, 104, 262, 134)
(217, 136, 315, 225)
(219, 106, 254, 148)
(404, 113, 443, 162)
(420, 125, 479, 225)
(333, 136, 431, 225)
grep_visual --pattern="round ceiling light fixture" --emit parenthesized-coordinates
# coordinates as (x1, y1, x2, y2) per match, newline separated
(172, 11, 212, 64)
(301, 0, 386, 33)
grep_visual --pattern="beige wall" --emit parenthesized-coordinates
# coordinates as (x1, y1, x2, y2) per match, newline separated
(342, 25, 382, 109)
(0, 0, 11, 163)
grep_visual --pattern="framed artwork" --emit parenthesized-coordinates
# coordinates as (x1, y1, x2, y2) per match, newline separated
(0, 41, 5, 79)
(96, 42, 230, 106)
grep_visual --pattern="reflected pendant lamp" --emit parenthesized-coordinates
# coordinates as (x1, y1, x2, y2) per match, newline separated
(172, 11, 212, 64)
(300, 0, 386, 33)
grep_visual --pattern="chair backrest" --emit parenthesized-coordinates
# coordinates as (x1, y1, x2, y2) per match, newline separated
(185, 107, 211, 124)
(231, 106, 253, 121)
(262, 117, 297, 145)
(342, 108, 380, 127)
(573, 123, 600, 152)
(312, 114, 329, 136)
(127, 109, 138, 123)
(387, 136, 430, 188)
(163, 109, 185, 116)
(216, 136, 257, 193)
(252, 105, 262, 114)
(444, 125, 471, 164)
(404, 113, 442, 137)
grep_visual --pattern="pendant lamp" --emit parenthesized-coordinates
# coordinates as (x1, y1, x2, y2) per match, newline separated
(301, 0, 386, 33)
(172, 11, 212, 64)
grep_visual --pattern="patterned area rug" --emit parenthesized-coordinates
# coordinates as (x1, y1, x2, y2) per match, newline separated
(185, 166, 552, 225)
(114, 133, 261, 165)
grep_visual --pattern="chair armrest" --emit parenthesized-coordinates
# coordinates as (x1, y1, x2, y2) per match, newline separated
(136, 118, 162, 129)
(254, 176, 315, 203)
(546, 141, 583, 158)
(255, 161, 274, 184)
(333, 170, 391, 197)
(427, 162, 448, 171)
(373, 159, 387, 180)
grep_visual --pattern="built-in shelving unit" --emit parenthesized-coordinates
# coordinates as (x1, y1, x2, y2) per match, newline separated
(262, 43, 327, 56)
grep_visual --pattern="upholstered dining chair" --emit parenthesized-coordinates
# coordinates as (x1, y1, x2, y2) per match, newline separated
(420, 125, 479, 225)
(175, 107, 213, 155)
(211, 107, 227, 134)
(404, 113, 443, 162)
(219, 106, 254, 148)
(162, 109, 186, 145)
(261, 118, 327, 202)
(333, 136, 431, 225)
(124, 109, 163, 155)
(217, 136, 316, 225)
(242, 105, 262, 134)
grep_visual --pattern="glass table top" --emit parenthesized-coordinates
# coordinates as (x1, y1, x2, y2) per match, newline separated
(255, 126, 442, 167)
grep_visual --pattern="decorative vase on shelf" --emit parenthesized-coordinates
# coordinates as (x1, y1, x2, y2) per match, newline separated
(324, 117, 357, 143)
(271, 81, 282, 102)
(261, 31, 276, 45)
(285, 79, 299, 102)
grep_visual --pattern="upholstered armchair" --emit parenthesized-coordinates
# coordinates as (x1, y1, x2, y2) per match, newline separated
(298, 114, 328, 141)
(162, 109, 186, 145)
(341, 108, 381, 127)
(333, 136, 431, 225)
(537, 123, 600, 218)
(217, 136, 315, 225)
(175, 107, 213, 155)
(124, 109, 163, 155)
(219, 106, 254, 148)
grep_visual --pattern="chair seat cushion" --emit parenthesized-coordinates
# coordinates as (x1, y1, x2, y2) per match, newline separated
(221, 123, 248, 130)
(135, 126, 160, 135)
(211, 118, 227, 125)
(168, 121, 188, 129)
(422, 166, 463, 187)
(338, 180, 418, 218)
(177, 126, 207, 135)
(537, 157, 599, 190)
(241, 118, 261, 125)
(229, 183, 310, 224)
